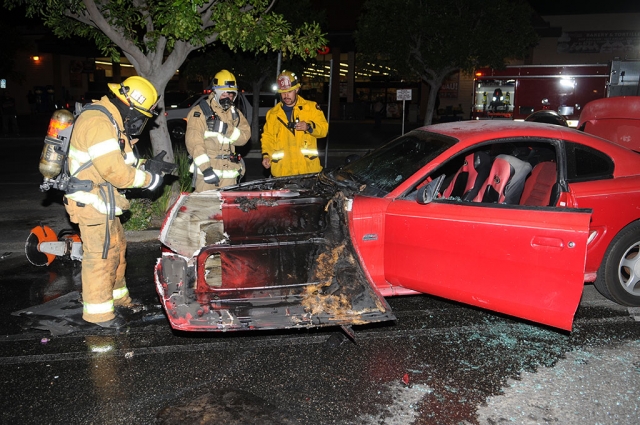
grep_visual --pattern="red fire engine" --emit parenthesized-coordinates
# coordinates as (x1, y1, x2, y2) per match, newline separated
(471, 61, 639, 127)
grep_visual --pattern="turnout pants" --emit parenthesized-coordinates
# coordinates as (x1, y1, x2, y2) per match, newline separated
(79, 217, 131, 323)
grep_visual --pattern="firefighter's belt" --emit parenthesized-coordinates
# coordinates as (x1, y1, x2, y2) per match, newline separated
(66, 177, 94, 194)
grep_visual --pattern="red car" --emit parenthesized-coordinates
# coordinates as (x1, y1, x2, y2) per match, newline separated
(155, 118, 640, 333)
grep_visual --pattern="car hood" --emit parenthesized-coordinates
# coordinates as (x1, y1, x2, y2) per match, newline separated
(155, 174, 395, 332)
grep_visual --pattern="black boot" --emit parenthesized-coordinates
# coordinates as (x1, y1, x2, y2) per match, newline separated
(93, 313, 126, 329)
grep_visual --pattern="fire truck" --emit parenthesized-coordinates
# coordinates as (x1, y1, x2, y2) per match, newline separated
(472, 60, 640, 127)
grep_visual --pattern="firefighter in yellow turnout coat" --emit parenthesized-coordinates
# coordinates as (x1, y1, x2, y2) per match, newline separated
(261, 70, 328, 177)
(64, 76, 163, 328)
(185, 70, 251, 191)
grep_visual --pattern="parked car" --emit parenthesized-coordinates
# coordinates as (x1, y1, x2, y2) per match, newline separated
(525, 110, 569, 127)
(164, 91, 276, 144)
(155, 118, 640, 334)
(163, 91, 196, 109)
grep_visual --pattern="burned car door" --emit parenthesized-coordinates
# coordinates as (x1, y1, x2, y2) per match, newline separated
(383, 199, 591, 331)
(156, 187, 395, 332)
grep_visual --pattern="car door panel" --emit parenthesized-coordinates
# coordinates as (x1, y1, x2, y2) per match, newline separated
(384, 200, 591, 330)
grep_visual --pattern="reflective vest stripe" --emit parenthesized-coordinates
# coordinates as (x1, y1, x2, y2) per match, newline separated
(203, 130, 218, 139)
(68, 145, 91, 163)
(83, 299, 114, 315)
(229, 127, 241, 143)
(123, 151, 137, 165)
(87, 138, 120, 159)
(132, 169, 147, 188)
(113, 286, 129, 300)
(68, 145, 91, 174)
(66, 191, 124, 216)
(193, 167, 240, 179)
(194, 153, 210, 167)
(301, 148, 319, 156)
(272, 151, 285, 160)
(203, 131, 233, 145)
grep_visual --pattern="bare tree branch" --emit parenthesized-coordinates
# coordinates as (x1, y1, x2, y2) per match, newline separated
(264, 0, 277, 14)
(82, 0, 147, 68)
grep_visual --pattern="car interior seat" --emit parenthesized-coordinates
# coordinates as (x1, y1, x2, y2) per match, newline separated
(519, 161, 557, 206)
(442, 151, 492, 201)
(473, 154, 533, 204)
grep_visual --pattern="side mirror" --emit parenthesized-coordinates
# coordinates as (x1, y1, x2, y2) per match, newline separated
(416, 174, 445, 205)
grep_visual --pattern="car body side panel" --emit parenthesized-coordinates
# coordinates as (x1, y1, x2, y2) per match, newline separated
(384, 200, 591, 330)
(568, 176, 640, 274)
(155, 186, 396, 332)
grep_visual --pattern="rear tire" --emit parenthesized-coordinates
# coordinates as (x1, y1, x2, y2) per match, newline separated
(595, 222, 640, 306)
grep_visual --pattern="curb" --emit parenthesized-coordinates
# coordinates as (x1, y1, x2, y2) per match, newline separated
(125, 229, 162, 243)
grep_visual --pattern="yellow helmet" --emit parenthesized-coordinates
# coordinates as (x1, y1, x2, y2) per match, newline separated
(211, 69, 238, 109)
(277, 70, 300, 93)
(108, 76, 159, 118)
(211, 69, 238, 92)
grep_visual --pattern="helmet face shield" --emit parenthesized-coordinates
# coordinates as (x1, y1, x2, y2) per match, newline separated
(133, 96, 159, 118)
(126, 113, 149, 137)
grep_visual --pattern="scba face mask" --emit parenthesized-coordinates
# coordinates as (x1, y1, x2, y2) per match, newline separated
(219, 97, 233, 111)
(125, 111, 149, 137)
(215, 89, 237, 111)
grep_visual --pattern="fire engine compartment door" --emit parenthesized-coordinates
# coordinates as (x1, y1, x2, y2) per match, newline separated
(514, 77, 606, 121)
(383, 200, 591, 331)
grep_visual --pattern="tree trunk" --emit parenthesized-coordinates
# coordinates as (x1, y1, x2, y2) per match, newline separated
(149, 107, 175, 163)
(251, 81, 263, 145)
(422, 74, 448, 126)
(136, 43, 193, 163)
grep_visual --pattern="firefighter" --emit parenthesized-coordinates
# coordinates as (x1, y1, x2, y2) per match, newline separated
(261, 70, 329, 177)
(185, 69, 251, 191)
(64, 76, 164, 328)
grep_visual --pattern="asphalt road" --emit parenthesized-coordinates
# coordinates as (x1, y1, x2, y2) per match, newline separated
(1, 240, 639, 424)
(1, 127, 639, 424)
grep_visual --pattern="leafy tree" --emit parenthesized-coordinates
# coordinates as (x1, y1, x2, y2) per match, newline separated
(4, 0, 326, 160)
(356, 0, 538, 125)
(181, 0, 327, 145)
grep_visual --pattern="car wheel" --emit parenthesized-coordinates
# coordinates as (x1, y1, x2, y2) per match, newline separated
(168, 121, 186, 144)
(595, 222, 640, 306)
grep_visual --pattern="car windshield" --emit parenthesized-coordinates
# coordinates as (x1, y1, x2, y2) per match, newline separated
(336, 131, 455, 196)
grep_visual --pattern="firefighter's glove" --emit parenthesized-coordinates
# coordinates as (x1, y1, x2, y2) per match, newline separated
(142, 150, 177, 175)
(145, 172, 163, 191)
(202, 167, 220, 185)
